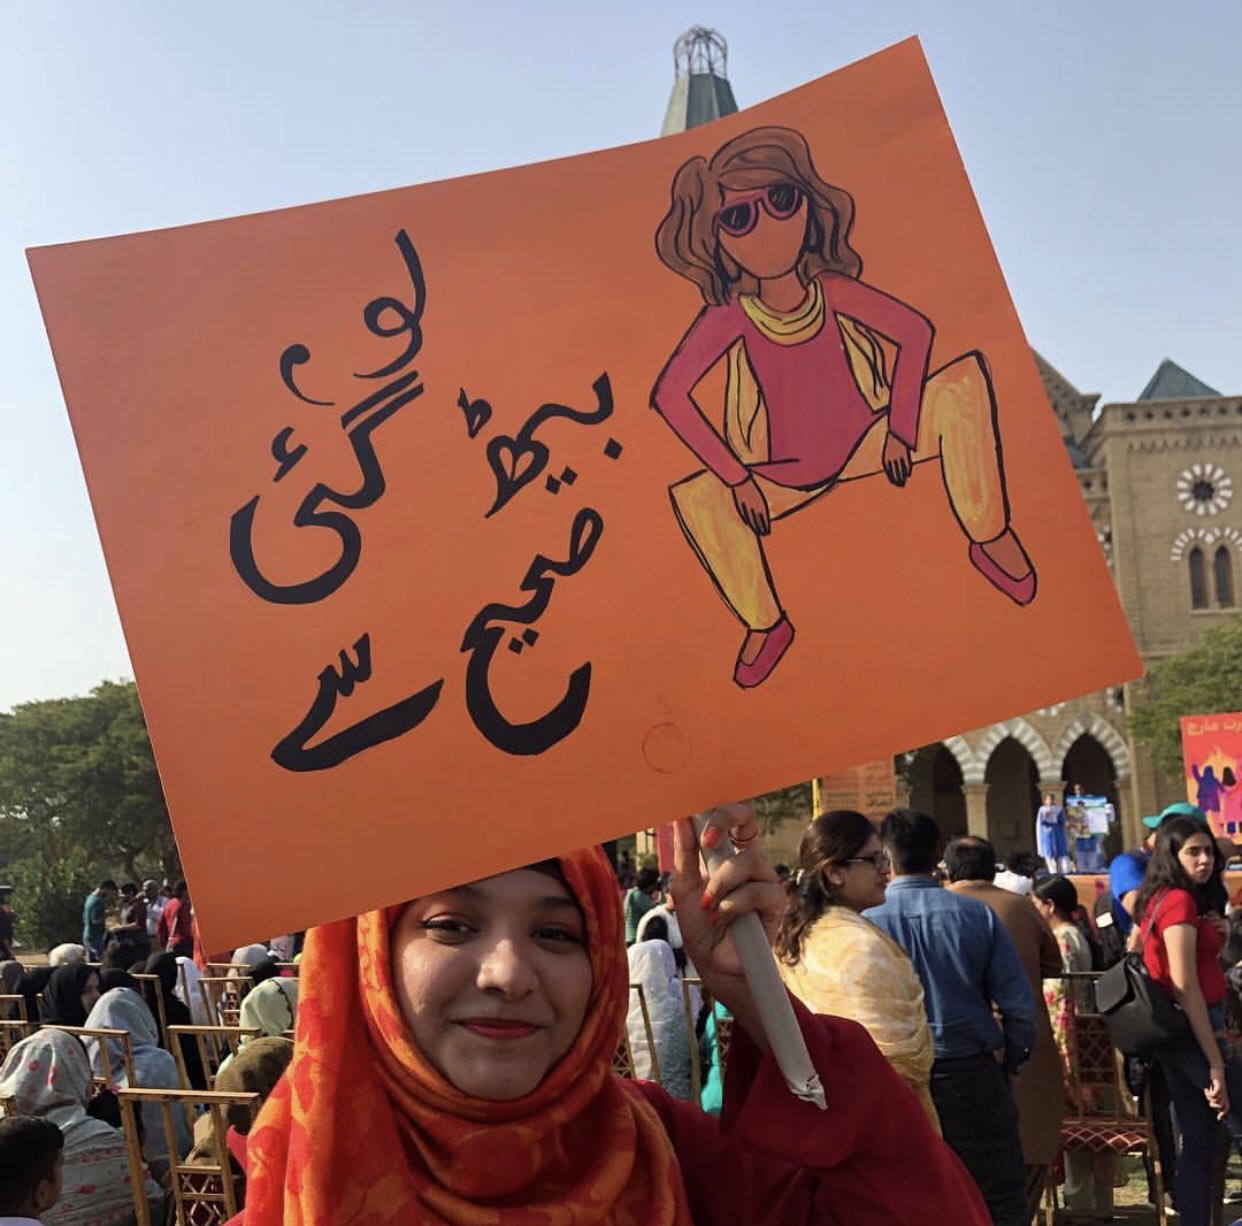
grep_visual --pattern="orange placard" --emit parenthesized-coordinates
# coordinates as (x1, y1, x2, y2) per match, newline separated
(30, 39, 1139, 949)
(1181, 713, 1242, 838)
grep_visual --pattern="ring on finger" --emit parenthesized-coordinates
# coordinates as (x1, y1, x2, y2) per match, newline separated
(730, 829, 759, 847)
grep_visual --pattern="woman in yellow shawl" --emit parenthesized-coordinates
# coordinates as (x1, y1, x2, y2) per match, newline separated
(777, 810, 940, 1128)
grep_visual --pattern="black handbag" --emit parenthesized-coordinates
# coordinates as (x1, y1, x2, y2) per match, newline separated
(1095, 894, 1187, 1057)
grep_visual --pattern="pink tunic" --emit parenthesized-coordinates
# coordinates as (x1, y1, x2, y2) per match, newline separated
(651, 272, 934, 489)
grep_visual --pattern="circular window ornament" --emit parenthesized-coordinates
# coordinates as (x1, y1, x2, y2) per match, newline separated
(1177, 462, 1232, 516)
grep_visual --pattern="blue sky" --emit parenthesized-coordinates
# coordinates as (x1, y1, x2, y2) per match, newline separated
(2, 1, 1239, 710)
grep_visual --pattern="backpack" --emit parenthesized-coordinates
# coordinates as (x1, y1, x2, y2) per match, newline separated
(1092, 891, 1127, 970)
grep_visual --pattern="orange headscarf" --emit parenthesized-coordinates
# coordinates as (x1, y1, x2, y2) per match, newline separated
(242, 847, 692, 1224)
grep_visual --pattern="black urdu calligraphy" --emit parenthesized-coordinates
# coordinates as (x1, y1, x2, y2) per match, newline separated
(229, 230, 426, 606)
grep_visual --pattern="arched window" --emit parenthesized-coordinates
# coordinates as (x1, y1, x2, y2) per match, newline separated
(1215, 545, 1235, 608)
(1189, 546, 1208, 609)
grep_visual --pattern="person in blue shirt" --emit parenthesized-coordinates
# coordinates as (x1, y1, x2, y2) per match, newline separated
(865, 809, 1034, 1226)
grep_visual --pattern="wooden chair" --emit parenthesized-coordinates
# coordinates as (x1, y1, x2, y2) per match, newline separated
(680, 978, 706, 1099)
(0, 999, 30, 1063)
(205, 962, 267, 977)
(0, 994, 27, 1022)
(622, 982, 661, 1083)
(198, 976, 250, 1026)
(167, 1025, 261, 1090)
(0, 1018, 33, 1064)
(1043, 972, 1167, 1225)
(131, 972, 170, 1039)
(42, 1024, 136, 1090)
(118, 1086, 259, 1226)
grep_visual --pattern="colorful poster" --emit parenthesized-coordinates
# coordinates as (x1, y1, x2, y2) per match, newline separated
(30, 39, 1139, 949)
(1181, 712, 1242, 837)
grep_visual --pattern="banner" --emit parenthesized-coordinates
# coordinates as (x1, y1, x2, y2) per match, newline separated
(1181, 713, 1242, 837)
(818, 760, 898, 822)
(30, 39, 1140, 948)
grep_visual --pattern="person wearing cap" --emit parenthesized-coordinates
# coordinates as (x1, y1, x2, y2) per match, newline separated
(1109, 804, 1210, 942)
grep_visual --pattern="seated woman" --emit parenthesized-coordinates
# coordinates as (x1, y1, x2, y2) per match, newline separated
(185, 1036, 294, 1209)
(144, 951, 208, 1090)
(216, 977, 299, 1081)
(627, 938, 693, 1099)
(41, 963, 101, 1028)
(775, 810, 940, 1128)
(47, 944, 88, 968)
(0, 1027, 164, 1224)
(230, 806, 987, 1224)
(83, 986, 192, 1172)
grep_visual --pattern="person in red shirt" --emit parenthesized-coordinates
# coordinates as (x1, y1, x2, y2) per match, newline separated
(232, 804, 989, 1225)
(1136, 813, 1240, 1226)
(157, 880, 195, 959)
(651, 126, 1036, 689)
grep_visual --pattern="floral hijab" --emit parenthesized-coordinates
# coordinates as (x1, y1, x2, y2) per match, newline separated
(0, 1028, 152, 1225)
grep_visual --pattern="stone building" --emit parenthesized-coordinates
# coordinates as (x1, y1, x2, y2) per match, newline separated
(907, 357, 1242, 857)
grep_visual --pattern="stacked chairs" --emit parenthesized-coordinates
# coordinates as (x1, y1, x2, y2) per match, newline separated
(168, 1025, 260, 1091)
(1044, 971, 1167, 1225)
(42, 1024, 136, 1091)
(119, 1086, 259, 1226)
(198, 975, 251, 1027)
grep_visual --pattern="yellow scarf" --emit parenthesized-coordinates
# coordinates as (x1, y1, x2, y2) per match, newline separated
(726, 278, 891, 465)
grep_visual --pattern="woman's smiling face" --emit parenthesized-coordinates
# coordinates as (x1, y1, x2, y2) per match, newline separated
(391, 868, 593, 1101)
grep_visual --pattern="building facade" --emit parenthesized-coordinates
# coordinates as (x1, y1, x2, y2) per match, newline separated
(908, 357, 1242, 858)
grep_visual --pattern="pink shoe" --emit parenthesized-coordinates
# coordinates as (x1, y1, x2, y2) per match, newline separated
(733, 616, 795, 689)
(968, 540, 1037, 606)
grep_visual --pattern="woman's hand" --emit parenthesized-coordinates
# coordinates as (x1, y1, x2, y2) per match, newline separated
(667, 803, 784, 1047)
(731, 477, 770, 535)
(1207, 1067, 1230, 1119)
(882, 432, 912, 486)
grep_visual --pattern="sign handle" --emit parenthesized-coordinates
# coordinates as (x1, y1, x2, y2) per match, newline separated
(692, 813, 827, 1109)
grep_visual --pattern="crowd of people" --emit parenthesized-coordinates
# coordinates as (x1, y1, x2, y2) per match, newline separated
(0, 802, 1239, 1224)
(0, 883, 300, 1226)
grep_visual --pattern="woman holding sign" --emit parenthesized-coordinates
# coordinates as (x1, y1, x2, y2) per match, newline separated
(652, 126, 1036, 688)
(233, 806, 988, 1224)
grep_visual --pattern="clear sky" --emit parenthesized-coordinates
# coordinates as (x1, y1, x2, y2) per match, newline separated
(1, 1, 1239, 711)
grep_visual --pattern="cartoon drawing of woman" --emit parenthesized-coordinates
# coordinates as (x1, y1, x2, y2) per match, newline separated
(651, 127, 1036, 688)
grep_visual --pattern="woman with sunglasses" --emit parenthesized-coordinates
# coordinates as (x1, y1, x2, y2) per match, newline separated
(231, 805, 987, 1224)
(775, 810, 939, 1127)
(652, 126, 1035, 689)
(1134, 815, 1242, 1226)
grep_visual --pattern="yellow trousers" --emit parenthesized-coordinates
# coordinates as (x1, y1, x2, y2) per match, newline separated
(670, 353, 1009, 630)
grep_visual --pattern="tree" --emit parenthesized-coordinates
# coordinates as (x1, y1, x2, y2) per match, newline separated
(1129, 617, 1242, 781)
(0, 681, 180, 883)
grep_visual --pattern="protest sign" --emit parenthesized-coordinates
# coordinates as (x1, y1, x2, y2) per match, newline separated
(1180, 712, 1242, 837)
(817, 761, 898, 823)
(30, 38, 1139, 948)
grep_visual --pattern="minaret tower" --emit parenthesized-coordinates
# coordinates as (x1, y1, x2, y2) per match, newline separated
(660, 27, 739, 135)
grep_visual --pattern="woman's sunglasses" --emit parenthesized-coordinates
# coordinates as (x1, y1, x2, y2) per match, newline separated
(714, 183, 805, 238)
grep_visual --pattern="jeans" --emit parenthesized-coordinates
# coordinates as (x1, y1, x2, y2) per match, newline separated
(1153, 1009, 1242, 1226)
(931, 1054, 1028, 1226)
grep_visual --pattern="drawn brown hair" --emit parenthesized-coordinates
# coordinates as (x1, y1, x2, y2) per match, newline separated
(655, 126, 863, 306)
